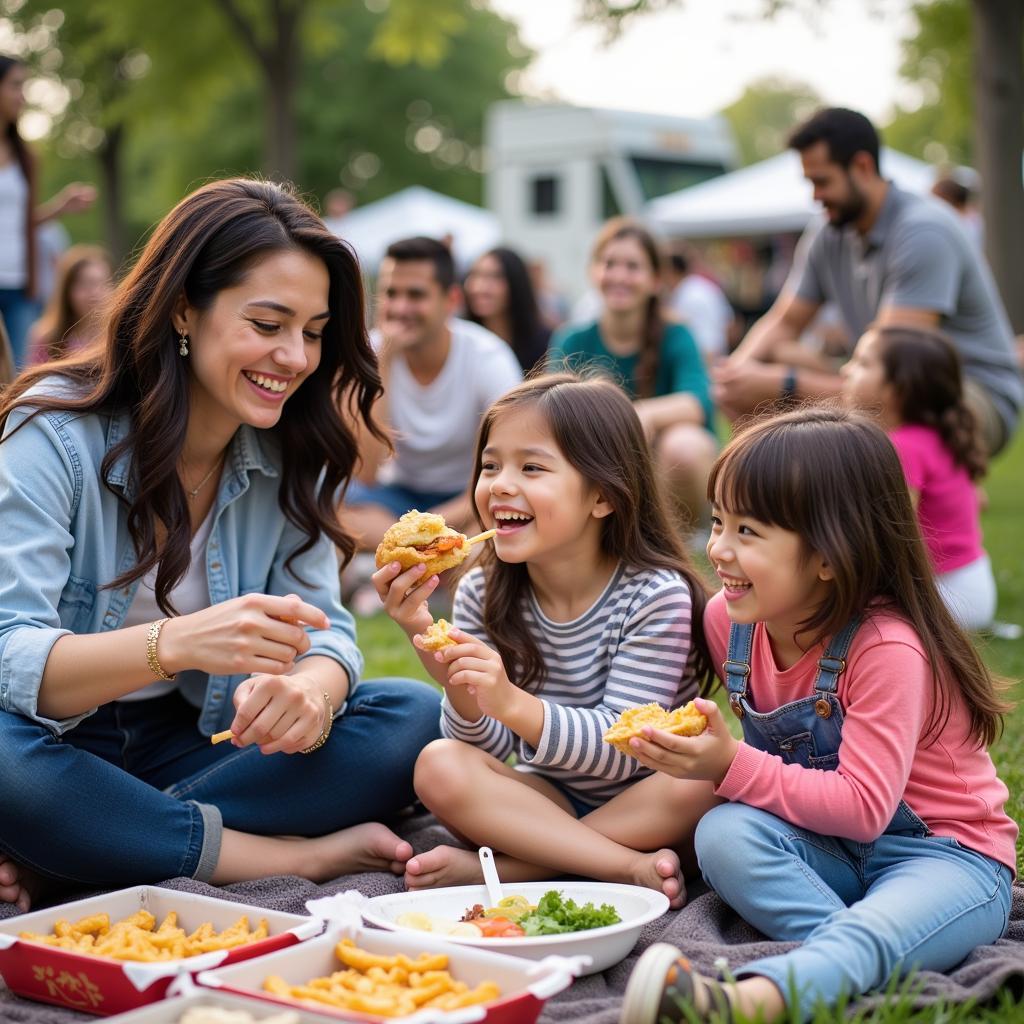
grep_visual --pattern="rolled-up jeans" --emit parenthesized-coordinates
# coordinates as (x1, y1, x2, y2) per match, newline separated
(0, 679, 441, 886)
(695, 802, 1012, 1020)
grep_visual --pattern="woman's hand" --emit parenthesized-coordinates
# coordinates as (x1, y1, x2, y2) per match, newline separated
(626, 698, 739, 785)
(159, 593, 328, 678)
(372, 561, 437, 638)
(229, 671, 327, 755)
(429, 629, 518, 721)
(54, 182, 97, 216)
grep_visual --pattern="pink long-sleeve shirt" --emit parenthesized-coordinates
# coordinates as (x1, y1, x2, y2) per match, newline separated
(705, 593, 1017, 873)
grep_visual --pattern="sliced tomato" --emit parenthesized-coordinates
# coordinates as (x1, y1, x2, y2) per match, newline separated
(476, 917, 525, 938)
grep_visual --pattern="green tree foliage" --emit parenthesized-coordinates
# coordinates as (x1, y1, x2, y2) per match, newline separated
(884, 0, 974, 164)
(3, 0, 529, 255)
(720, 77, 824, 165)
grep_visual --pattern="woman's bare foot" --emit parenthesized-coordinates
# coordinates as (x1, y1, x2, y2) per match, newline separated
(0, 856, 36, 913)
(215, 822, 413, 886)
(304, 822, 413, 878)
(404, 845, 482, 890)
(631, 848, 685, 909)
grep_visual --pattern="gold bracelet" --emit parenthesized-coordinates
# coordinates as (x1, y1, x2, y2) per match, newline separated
(301, 692, 333, 754)
(146, 618, 175, 681)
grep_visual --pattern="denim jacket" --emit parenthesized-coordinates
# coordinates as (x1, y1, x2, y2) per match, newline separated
(0, 383, 363, 736)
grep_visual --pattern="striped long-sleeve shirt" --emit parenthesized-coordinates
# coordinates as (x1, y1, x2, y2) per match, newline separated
(442, 563, 699, 808)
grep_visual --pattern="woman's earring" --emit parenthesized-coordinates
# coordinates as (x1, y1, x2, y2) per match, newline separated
(178, 331, 189, 357)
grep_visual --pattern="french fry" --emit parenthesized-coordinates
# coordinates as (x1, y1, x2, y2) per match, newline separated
(262, 939, 501, 1018)
(19, 910, 270, 962)
(210, 729, 234, 745)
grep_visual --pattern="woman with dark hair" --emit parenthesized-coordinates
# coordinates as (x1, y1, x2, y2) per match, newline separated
(0, 55, 95, 366)
(27, 244, 113, 364)
(463, 247, 550, 373)
(549, 218, 716, 533)
(0, 177, 440, 912)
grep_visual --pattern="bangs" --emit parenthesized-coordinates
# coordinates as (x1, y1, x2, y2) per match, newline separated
(708, 423, 811, 531)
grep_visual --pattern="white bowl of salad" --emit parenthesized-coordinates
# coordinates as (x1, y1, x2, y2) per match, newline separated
(359, 882, 670, 975)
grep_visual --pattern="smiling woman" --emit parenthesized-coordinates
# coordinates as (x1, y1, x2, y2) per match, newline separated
(0, 178, 441, 913)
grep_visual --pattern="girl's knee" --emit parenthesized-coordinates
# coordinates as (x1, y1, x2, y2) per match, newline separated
(695, 803, 781, 873)
(413, 739, 474, 809)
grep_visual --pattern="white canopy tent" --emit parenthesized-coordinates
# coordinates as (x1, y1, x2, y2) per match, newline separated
(646, 148, 938, 238)
(324, 186, 501, 273)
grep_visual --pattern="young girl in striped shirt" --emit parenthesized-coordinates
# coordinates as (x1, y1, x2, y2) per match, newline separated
(374, 373, 719, 905)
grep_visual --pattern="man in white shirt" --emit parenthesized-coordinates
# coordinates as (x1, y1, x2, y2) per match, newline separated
(666, 250, 734, 360)
(341, 236, 522, 553)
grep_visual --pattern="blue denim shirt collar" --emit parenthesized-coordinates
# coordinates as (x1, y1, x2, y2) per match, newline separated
(104, 408, 279, 501)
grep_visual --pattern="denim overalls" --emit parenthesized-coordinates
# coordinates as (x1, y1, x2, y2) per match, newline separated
(684, 618, 1012, 1020)
(722, 618, 930, 839)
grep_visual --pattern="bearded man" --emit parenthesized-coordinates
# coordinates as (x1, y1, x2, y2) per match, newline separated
(712, 107, 1021, 456)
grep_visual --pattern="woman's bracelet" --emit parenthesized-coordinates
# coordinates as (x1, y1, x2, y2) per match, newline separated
(301, 691, 334, 754)
(146, 618, 176, 681)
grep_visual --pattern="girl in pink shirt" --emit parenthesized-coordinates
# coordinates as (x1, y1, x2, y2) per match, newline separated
(842, 323, 996, 630)
(619, 407, 1015, 1024)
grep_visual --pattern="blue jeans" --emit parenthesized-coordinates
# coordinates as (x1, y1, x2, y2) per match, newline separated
(696, 803, 1012, 1020)
(344, 480, 461, 519)
(0, 680, 441, 887)
(0, 287, 41, 368)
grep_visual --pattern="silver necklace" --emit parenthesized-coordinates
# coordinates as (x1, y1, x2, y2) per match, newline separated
(183, 455, 224, 500)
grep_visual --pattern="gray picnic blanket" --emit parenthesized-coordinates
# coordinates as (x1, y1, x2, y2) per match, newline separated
(2, 813, 1023, 1022)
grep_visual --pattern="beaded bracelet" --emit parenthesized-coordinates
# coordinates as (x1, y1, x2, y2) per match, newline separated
(146, 618, 175, 681)
(301, 691, 334, 754)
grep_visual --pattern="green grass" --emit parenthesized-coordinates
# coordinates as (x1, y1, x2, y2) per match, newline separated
(353, 430, 1024, 1022)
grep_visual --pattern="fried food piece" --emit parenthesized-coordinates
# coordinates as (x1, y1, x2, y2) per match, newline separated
(602, 701, 708, 756)
(420, 618, 457, 651)
(19, 911, 269, 962)
(375, 510, 469, 576)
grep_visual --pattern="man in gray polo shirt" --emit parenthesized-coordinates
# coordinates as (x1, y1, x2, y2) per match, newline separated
(713, 107, 1021, 454)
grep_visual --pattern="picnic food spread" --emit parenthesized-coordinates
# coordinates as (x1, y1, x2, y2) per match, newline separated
(396, 889, 622, 939)
(374, 510, 495, 576)
(18, 910, 269, 962)
(602, 701, 708, 756)
(419, 618, 457, 651)
(262, 938, 501, 1018)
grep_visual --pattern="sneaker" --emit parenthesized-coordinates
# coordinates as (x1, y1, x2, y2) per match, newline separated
(620, 943, 733, 1023)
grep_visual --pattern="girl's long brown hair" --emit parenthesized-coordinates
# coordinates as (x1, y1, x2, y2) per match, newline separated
(871, 324, 987, 480)
(708, 406, 1008, 747)
(1, 177, 387, 613)
(591, 218, 665, 399)
(33, 244, 112, 361)
(467, 372, 714, 695)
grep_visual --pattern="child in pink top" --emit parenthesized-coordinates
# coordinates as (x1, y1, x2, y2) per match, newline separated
(618, 407, 1015, 1024)
(842, 324, 995, 630)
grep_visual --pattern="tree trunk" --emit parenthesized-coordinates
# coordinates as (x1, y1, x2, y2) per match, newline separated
(98, 123, 126, 267)
(971, 0, 1024, 333)
(263, 1, 301, 183)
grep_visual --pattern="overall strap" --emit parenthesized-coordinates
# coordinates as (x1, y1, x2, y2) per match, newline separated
(813, 618, 860, 695)
(808, 618, 862, 718)
(723, 623, 755, 717)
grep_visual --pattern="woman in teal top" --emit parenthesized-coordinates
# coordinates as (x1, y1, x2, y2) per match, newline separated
(550, 218, 717, 532)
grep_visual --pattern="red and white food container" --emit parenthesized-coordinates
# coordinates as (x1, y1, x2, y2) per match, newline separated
(195, 916, 587, 1024)
(0, 886, 322, 1016)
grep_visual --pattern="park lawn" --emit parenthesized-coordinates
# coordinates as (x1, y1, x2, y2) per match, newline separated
(353, 429, 1024, 1023)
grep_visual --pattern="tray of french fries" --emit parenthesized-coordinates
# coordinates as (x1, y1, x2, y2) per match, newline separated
(0, 886, 323, 1016)
(193, 913, 586, 1024)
